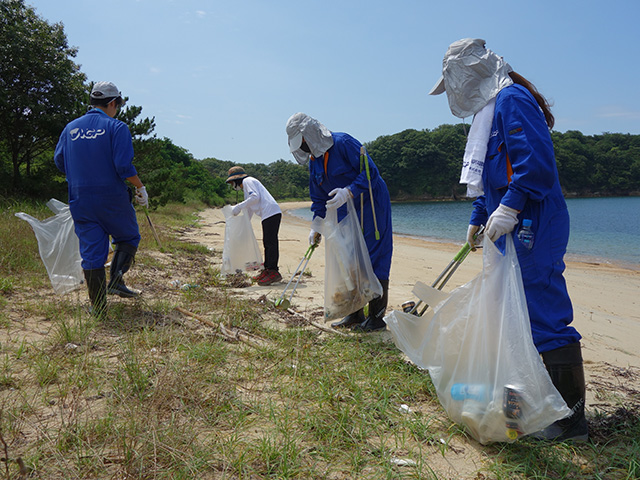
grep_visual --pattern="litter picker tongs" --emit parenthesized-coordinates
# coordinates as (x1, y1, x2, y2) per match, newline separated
(405, 225, 484, 316)
(275, 234, 321, 310)
(359, 146, 380, 240)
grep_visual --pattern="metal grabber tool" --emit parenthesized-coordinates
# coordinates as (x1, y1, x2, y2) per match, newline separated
(404, 225, 484, 316)
(275, 233, 321, 310)
(360, 146, 380, 240)
(143, 207, 163, 251)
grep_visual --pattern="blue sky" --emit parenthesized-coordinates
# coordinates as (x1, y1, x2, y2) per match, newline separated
(27, 0, 640, 165)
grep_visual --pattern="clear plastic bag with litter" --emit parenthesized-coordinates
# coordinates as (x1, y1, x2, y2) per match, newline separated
(385, 235, 570, 444)
(221, 205, 263, 276)
(312, 196, 382, 321)
(15, 199, 84, 295)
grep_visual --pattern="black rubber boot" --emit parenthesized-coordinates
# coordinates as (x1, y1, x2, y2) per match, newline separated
(331, 309, 364, 329)
(107, 243, 140, 298)
(84, 268, 107, 318)
(533, 342, 589, 442)
(354, 279, 389, 333)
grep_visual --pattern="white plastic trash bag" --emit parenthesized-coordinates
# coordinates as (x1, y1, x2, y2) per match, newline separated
(221, 205, 262, 275)
(385, 235, 570, 444)
(312, 196, 382, 321)
(15, 198, 84, 295)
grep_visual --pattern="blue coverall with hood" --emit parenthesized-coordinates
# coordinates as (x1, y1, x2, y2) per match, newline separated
(430, 38, 588, 442)
(308, 132, 393, 281)
(469, 84, 581, 353)
(54, 108, 141, 270)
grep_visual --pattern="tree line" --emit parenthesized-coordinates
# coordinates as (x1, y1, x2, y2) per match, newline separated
(366, 126, 640, 199)
(2, 0, 638, 209)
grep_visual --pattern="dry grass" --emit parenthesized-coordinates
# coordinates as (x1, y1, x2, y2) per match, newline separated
(0, 200, 638, 479)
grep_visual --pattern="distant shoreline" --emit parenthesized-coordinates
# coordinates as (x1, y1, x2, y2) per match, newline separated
(280, 201, 640, 272)
(388, 192, 640, 203)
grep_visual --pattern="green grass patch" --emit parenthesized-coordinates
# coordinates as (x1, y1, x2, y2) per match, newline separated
(0, 199, 637, 479)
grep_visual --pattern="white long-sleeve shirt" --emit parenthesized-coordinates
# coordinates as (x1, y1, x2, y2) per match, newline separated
(236, 176, 281, 220)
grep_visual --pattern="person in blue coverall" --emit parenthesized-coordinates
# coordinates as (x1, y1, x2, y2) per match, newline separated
(429, 39, 588, 442)
(54, 81, 148, 317)
(286, 113, 393, 332)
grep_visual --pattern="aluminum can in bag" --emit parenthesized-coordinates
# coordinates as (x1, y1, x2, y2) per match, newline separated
(503, 385, 524, 440)
(401, 301, 416, 313)
(505, 420, 523, 440)
(503, 385, 523, 419)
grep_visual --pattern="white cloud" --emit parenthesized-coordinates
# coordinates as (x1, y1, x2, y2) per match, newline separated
(597, 106, 640, 120)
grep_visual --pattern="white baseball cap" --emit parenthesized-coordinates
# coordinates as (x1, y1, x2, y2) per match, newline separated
(90, 81, 123, 100)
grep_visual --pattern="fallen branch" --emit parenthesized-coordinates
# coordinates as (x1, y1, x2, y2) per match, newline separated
(174, 306, 267, 347)
(285, 308, 348, 336)
(218, 323, 267, 347)
(174, 306, 216, 328)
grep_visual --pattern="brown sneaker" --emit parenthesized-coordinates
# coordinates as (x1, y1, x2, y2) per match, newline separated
(258, 269, 282, 286)
(253, 270, 267, 281)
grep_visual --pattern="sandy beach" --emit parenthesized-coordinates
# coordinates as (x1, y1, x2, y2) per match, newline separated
(187, 201, 640, 407)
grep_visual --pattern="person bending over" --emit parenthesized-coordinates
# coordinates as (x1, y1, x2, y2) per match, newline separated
(286, 113, 393, 332)
(226, 166, 283, 286)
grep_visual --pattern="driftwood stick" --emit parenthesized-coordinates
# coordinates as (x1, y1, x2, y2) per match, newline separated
(218, 323, 266, 347)
(174, 306, 217, 328)
(174, 306, 267, 347)
(285, 308, 348, 336)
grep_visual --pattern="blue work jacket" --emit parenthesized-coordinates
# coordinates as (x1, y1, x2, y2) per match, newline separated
(309, 132, 393, 280)
(54, 109, 140, 269)
(470, 84, 581, 353)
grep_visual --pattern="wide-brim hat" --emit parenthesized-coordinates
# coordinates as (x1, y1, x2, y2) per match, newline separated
(226, 166, 248, 183)
(429, 38, 487, 96)
(288, 131, 303, 152)
(428, 38, 513, 118)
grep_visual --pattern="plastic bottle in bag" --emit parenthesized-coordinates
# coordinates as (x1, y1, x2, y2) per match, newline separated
(451, 383, 487, 402)
(451, 384, 489, 437)
(517, 219, 535, 250)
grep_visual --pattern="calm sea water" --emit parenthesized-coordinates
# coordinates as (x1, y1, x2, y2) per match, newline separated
(291, 197, 640, 267)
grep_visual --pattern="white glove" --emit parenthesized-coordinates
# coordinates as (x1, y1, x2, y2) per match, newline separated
(135, 186, 149, 207)
(232, 205, 242, 216)
(485, 204, 519, 242)
(308, 229, 321, 246)
(466, 224, 481, 251)
(326, 187, 352, 209)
